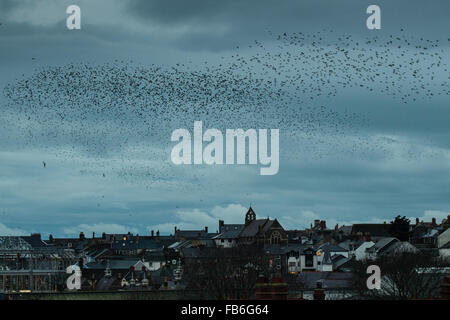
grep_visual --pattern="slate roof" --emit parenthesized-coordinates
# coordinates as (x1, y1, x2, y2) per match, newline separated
(338, 225, 353, 235)
(0, 237, 33, 250)
(383, 241, 419, 255)
(317, 242, 348, 253)
(338, 240, 351, 250)
(264, 244, 285, 255)
(221, 224, 245, 233)
(175, 230, 211, 240)
(21, 235, 48, 248)
(213, 230, 242, 240)
(111, 238, 161, 250)
(370, 237, 398, 252)
(239, 219, 273, 238)
(440, 242, 450, 249)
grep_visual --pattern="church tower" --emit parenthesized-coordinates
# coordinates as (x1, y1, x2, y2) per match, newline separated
(245, 207, 256, 225)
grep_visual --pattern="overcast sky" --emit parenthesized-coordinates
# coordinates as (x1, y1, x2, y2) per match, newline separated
(0, 0, 449, 238)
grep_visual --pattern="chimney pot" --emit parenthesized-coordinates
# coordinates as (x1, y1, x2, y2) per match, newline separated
(357, 232, 363, 241)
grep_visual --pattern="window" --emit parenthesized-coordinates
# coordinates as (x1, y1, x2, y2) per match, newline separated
(270, 231, 281, 245)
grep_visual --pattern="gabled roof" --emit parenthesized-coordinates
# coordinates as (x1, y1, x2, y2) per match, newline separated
(371, 237, 399, 252)
(383, 241, 419, 255)
(239, 219, 272, 238)
(21, 235, 48, 248)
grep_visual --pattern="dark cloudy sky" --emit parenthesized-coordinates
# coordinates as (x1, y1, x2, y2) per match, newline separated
(0, 0, 449, 237)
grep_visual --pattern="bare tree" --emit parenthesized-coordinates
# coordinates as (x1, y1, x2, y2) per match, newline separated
(182, 245, 271, 300)
(352, 251, 450, 300)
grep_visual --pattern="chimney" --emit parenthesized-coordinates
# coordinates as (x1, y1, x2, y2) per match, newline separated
(313, 281, 325, 300)
(79, 232, 85, 240)
(151, 230, 154, 238)
(365, 232, 371, 242)
(136, 234, 140, 243)
(314, 220, 320, 227)
(92, 232, 95, 239)
(416, 218, 419, 225)
(320, 221, 326, 230)
(102, 232, 106, 240)
(334, 224, 339, 232)
(31, 233, 41, 240)
(204, 226, 208, 233)
(219, 220, 224, 232)
(156, 230, 160, 239)
(49, 234, 54, 243)
(432, 217, 436, 226)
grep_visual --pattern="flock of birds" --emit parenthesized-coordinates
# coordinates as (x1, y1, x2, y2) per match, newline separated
(2, 29, 450, 189)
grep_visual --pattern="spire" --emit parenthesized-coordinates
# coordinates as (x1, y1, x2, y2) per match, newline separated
(245, 206, 256, 225)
